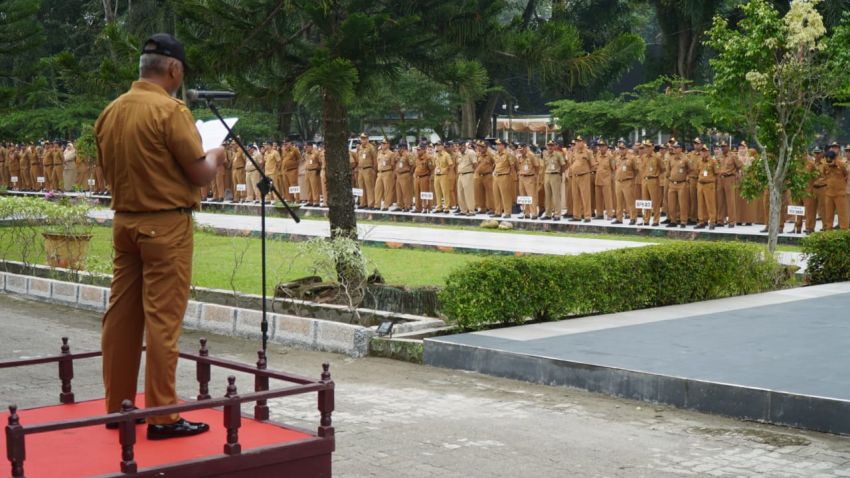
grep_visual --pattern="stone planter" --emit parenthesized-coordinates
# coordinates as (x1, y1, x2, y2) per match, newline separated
(42, 232, 92, 269)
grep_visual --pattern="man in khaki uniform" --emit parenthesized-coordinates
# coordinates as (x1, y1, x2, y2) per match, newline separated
(492, 139, 515, 218)
(569, 136, 593, 222)
(804, 148, 827, 233)
(281, 141, 301, 202)
(431, 142, 453, 213)
(614, 142, 638, 224)
(394, 142, 415, 211)
(516, 144, 541, 218)
(695, 145, 720, 230)
(666, 143, 690, 228)
(541, 140, 565, 220)
(455, 141, 477, 216)
(717, 141, 744, 227)
(474, 141, 495, 213)
(8, 145, 20, 190)
(355, 133, 377, 208)
(211, 144, 228, 201)
(262, 142, 281, 202)
(303, 142, 322, 206)
(414, 145, 433, 212)
(640, 139, 664, 226)
(0, 143, 7, 189)
(246, 145, 262, 203)
(593, 139, 615, 220)
(821, 150, 849, 230)
(374, 139, 396, 210)
(230, 144, 246, 202)
(96, 33, 224, 439)
(687, 139, 702, 224)
(447, 142, 459, 211)
(50, 141, 63, 190)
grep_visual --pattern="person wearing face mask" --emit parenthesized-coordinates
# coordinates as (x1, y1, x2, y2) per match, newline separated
(95, 33, 226, 441)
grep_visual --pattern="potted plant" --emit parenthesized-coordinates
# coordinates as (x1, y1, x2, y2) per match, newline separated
(42, 196, 95, 270)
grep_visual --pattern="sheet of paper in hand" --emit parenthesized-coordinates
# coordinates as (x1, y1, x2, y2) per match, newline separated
(195, 118, 239, 153)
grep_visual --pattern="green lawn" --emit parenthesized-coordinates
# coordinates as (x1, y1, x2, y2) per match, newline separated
(1, 226, 483, 294)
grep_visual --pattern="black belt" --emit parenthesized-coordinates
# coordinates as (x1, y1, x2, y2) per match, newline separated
(360, 166, 373, 169)
(814, 184, 826, 188)
(721, 173, 735, 177)
(520, 174, 536, 177)
(546, 172, 561, 175)
(417, 174, 431, 178)
(670, 180, 687, 184)
(494, 173, 510, 176)
(573, 172, 590, 177)
(435, 173, 446, 176)
(644, 176, 659, 180)
(460, 172, 473, 175)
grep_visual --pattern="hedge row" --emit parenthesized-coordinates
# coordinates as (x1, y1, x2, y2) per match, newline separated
(802, 230, 850, 285)
(438, 242, 788, 331)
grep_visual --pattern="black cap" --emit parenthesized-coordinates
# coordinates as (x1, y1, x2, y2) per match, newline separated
(142, 33, 188, 70)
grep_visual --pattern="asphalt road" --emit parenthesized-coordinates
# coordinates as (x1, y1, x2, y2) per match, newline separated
(1, 293, 849, 477)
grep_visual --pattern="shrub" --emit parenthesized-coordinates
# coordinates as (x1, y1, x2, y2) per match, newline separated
(801, 230, 850, 284)
(439, 242, 786, 331)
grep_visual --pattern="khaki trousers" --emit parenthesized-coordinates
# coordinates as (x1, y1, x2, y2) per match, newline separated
(616, 179, 636, 221)
(213, 168, 226, 200)
(519, 175, 538, 216)
(415, 174, 432, 210)
(231, 168, 246, 202)
(283, 168, 299, 202)
(544, 173, 562, 217)
(571, 173, 592, 219)
(595, 182, 614, 219)
(43, 164, 53, 190)
(395, 172, 413, 209)
(434, 174, 452, 211)
(52, 164, 64, 190)
(76, 162, 90, 190)
(357, 168, 376, 207)
(804, 187, 826, 232)
(641, 177, 662, 225)
(688, 178, 698, 222)
(823, 194, 849, 230)
(717, 175, 738, 224)
(8, 167, 19, 190)
(306, 170, 321, 203)
(493, 174, 513, 216)
(475, 174, 494, 211)
(448, 170, 458, 208)
(457, 172, 475, 213)
(30, 165, 42, 191)
(102, 211, 193, 425)
(374, 170, 395, 209)
(698, 182, 717, 225)
(667, 182, 689, 225)
(246, 169, 261, 201)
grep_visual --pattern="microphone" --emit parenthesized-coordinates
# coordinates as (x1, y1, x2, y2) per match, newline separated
(186, 89, 236, 102)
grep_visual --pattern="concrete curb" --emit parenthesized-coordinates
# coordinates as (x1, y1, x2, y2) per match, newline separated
(0, 272, 373, 357)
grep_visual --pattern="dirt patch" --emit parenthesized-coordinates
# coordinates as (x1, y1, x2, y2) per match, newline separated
(688, 427, 811, 447)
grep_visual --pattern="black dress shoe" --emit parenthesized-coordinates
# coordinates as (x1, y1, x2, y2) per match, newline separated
(611, 220, 622, 224)
(147, 419, 210, 440)
(665, 223, 677, 228)
(628, 219, 637, 225)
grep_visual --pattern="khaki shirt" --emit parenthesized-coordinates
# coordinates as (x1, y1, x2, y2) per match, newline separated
(475, 149, 495, 175)
(433, 151, 453, 175)
(377, 149, 395, 172)
(821, 158, 849, 197)
(615, 153, 638, 182)
(569, 148, 593, 176)
(594, 150, 614, 185)
(493, 150, 514, 175)
(304, 150, 321, 171)
(542, 151, 565, 174)
(263, 149, 281, 175)
(640, 152, 664, 179)
(282, 147, 301, 171)
(396, 151, 414, 174)
(696, 156, 720, 184)
(719, 152, 744, 176)
(517, 153, 540, 176)
(95, 81, 204, 212)
(52, 149, 64, 166)
(456, 149, 477, 174)
(414, 153, 432, 176)
(356, 143, 377, 169)
(231, 150, 246, 169)
(667, 153, 690, 182)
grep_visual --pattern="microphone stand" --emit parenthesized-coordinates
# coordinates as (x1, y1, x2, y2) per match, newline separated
(205, 99, 300, 353)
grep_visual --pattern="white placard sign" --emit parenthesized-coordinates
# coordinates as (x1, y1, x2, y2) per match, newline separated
(352, 188, 364, 197)
(516, 196, 534, 205)
(419, 192, 434, 200)
(288, 186, 301, 194)
(37, 176, 45, 184)
(636, 200, 653, 209)
(10, 176, 18, 183)
(236, 184, 247, 192)
(788, 205, 805, 216)
(88, 178, 96, 186)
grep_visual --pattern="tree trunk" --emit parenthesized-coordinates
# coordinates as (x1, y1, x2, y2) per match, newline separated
(677, 28, 689, 79)
(277, 99, 294, 139)
(461, 98, 476, 138)
(321, 89, 357, 239)
(766, 179, 782, 253)
(476, 94, 500, 138)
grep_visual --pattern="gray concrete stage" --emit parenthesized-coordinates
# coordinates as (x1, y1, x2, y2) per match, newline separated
(425, 283, 850, 435)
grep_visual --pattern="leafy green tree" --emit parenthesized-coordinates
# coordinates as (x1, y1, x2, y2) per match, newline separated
(706, 0, 850, 253)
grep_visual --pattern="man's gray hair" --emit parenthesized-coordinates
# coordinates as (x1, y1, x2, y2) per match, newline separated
(139, 53, 176, 77)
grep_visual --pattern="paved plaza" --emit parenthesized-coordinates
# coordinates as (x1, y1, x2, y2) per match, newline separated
(2, 294, 850, 477)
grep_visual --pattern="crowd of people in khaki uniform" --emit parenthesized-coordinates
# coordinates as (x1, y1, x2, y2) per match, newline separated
(3, 133, 849, 232)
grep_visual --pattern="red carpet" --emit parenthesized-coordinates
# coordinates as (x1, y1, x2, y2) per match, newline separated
(0, 395, 313, 477)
